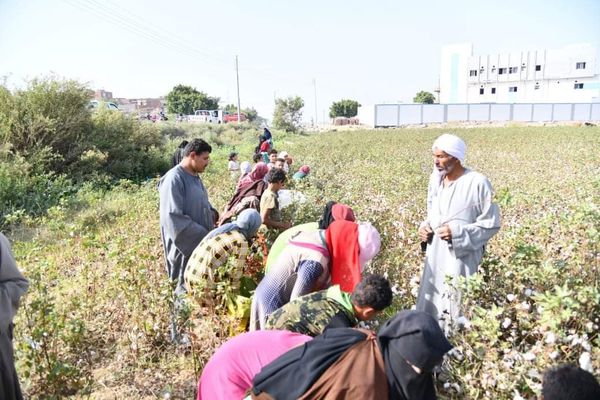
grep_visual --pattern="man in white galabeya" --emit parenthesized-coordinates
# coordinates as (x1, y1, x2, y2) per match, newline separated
(416, 133, 500, 332)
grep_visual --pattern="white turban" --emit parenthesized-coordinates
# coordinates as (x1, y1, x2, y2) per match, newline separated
(432, 133, 467, 164)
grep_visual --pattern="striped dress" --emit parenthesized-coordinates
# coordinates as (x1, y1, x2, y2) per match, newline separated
(250, 230, 330, 330)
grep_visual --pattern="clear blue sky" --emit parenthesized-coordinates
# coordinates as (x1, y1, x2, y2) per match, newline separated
(1, 0, 599, 121)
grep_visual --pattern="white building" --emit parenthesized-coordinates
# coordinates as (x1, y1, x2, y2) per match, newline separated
(440, 43, 600, 104)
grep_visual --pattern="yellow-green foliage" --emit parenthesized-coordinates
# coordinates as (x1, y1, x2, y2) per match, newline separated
(9, 125, 600, 399)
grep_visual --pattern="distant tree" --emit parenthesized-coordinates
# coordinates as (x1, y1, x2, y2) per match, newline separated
(329, 99, 361, 118)
(224, 103, 237, 114)
(165, 85, 219, 115)
(273, 96, 304, 133)
(413, 91, 436, 104)
(243, 107, 258, 122)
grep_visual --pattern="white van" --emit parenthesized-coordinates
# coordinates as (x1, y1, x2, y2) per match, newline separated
(187, 110, 223, 123)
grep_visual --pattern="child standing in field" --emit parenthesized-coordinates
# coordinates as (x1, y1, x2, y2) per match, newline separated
(260, 169, 292, 232)
(228, 152, 239, 177)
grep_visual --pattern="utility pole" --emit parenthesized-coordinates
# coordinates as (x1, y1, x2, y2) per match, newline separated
(313, 78, 318, 126)
(235, 55, 241, 123)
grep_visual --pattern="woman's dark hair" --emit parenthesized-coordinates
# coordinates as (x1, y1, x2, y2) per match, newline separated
(229, 152, 238, 161)
(172, 140, 189, 167)
(253, 153, 263, 163)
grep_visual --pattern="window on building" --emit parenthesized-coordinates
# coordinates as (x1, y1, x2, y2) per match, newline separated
(491, 88, 496, 94)
(509, 86, 518, 92)
(491, 66, 496, 73)
(469, 70, 478, 77)
(535, 65, 541, 71)
(576, 62, 586, 69)
(534, 82, 540, 90)
(509, 67, 519, 73)
(480, 88, 484, 95)
(574, 83, 584, 89)
(498, 68, 507, 75)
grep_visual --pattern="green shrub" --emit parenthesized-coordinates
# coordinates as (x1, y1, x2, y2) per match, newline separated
(0, 147, 75, 227)
(0, 77, 92, 172)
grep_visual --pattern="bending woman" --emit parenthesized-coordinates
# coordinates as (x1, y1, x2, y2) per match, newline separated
(264, 201, 355, 274)
(250, 220, 380, 330)
(184, 209, 262, 308)
(219, 162, 269, 226)
(198, 330, 310, 400)
(250, 310, 453, 400)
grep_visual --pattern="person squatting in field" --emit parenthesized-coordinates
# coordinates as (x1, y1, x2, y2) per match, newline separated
(184, 209, 262, 310)
(219, 162, 269, 226)
(158, 138, 218, 343)
(250, 220, 381, 330)
(264, 273, 393, 337)
(416, 133, 500, 332)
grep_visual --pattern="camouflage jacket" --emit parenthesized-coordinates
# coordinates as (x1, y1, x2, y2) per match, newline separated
(264, 285, 358, 337)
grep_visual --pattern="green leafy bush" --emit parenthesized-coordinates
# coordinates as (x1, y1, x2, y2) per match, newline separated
(0, 76, 92, 172)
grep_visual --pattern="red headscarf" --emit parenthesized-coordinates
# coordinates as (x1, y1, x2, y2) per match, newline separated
(260, 140, 271, 152)
(325, 220, 360, 292)
(331, 204, 355, 223)
(237, 162, 269, 189)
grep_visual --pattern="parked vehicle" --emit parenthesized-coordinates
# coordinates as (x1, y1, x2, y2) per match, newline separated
(89, 100, 120, 111)
(223, 111, 247, 123)
(187, 110, 223, 123)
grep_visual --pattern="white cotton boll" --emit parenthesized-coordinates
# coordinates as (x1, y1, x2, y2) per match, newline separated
(550, 351, 559, 360)
(524, 288, 533, 297)
(545, 332, 556, 344)
(506, 294, 516, 302)
(456, 316, 471, 329)
(513, 389, 525, 400)
(502, 318, 512, 329)
(523, 352, 536, 361)
(581, 340, 591, 352)
(579, 352, 593, 372)
(528, 369, 541, 380)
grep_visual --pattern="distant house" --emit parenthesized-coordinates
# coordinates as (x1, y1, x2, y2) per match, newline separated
(95, 89, 113, 101)
(93, 89, 166, 113)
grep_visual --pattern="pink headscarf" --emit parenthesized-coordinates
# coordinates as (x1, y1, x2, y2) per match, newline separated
(299, 165, 310, 174)
(237, 162, 269, 188)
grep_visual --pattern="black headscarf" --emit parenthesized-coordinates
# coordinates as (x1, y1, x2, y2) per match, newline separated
(263, 127, 272, 141)
(251, 328, 367, 399)
(378, 311, 453, 400)
(317, 201, 337, 229)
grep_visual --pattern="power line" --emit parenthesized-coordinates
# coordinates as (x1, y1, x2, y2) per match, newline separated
(62, 0, 230, 72)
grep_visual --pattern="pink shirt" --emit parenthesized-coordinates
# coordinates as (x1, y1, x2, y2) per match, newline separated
(198, 330, 312, 400)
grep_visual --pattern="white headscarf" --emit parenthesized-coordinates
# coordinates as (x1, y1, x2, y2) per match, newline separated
(240, 161, 251, 175)
(432, 133, 467, 164)
(357, 222, 381, 271)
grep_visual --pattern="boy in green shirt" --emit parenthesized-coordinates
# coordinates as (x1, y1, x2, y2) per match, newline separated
(260, 169, 291, 231)
(264, 273, 393, 337)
